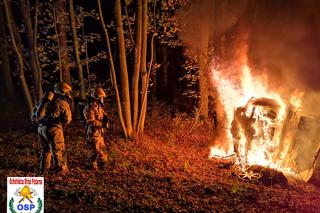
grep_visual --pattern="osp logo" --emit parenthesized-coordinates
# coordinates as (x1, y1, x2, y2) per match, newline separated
(7, 177, 44, 213)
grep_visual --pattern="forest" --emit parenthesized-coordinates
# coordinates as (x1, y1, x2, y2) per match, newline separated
(0, 0, 320, 212)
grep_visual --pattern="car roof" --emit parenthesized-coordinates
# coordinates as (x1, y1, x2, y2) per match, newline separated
(246, 97, 281, 111)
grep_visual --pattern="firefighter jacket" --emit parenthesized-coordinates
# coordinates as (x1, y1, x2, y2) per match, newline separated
(43, 94, 72, 128)
(83, 99, 108, 136)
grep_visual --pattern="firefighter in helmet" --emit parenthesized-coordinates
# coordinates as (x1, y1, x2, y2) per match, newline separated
(83, 87, 111, 171)
(37, 82, 72, 175)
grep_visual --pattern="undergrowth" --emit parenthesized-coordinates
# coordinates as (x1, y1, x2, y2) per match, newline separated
(0, 103, 319, 212)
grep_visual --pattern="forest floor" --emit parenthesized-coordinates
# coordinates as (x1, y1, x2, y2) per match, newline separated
(0, 103, 320, 212)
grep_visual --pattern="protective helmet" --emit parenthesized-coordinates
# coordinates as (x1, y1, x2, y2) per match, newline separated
(91, 87, 106, 102)
(54, 82, 72, 95)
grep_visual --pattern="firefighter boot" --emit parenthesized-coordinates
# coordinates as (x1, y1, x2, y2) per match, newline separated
(39, 151, 52, 174)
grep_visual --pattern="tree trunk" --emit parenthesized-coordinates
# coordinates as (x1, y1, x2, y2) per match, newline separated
(3, 0, 33, 115)
(198, 0, 214, 120)
(132, 0, 142, 130)
(84, 39, 91, 90)
(0, 2, 14, 99)
(53, 8, 63, 81)
(56, 0, 71, 84)
(115, 0, 133, 137)
(69, 0, 85, 99)
(162, 45, 168, 95)
(198, 44, 209, 119)
(33, 0, 43, 99)
(138, 33, 155, 134)
(19, 0, 42, 102)
(137, 0, 148, 134)
(81, 26, 91, 90)
(151, 40, 157, 104)
(97, 0, 127, 138)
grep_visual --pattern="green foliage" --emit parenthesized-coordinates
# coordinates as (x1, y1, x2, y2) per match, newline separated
(178, 45, 215, 101)
(150, 0, 183, 48)
(179, 54, 199, 99)
(120, 0, 184, 49)
(37, 1, 108, 84)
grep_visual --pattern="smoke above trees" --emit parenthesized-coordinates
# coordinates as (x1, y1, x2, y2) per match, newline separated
(176, 0, 320, 115)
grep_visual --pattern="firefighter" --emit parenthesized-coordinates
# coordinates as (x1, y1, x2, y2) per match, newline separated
(37, 82, 72, 175)
(83, 87, 111, 171)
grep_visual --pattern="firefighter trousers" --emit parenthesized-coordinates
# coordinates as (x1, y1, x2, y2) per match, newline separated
(38, 125, 68, 172)
(86, 127, 108, 169)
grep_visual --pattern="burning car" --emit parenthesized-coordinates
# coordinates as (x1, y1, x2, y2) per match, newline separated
(230, 97, 320, 181)
(231, 98, 281, 164)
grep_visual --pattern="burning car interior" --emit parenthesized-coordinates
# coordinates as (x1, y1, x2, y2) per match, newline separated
(231, 97, 281, 166)
(208, 58, 320, 184)
(212, 95, 320, 182)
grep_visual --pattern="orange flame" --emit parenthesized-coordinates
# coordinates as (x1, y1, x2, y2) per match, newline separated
(209, 59, 303, 177)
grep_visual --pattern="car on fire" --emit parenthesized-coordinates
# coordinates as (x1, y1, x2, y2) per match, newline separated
(230, 97, 320, 181)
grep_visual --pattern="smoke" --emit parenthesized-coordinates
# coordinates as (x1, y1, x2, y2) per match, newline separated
(248, 1, 320, 174)
(175, 0, 249, 56)
(176, 0, 320, 93)
(176, 0, 320, 115)
(176, 0, 320, 176)
(248, 0, 320, 93)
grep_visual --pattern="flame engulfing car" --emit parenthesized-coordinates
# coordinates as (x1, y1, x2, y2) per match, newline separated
(230, 97, 320, 181)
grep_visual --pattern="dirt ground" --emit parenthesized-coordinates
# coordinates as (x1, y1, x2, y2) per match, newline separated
(1, 106, 319, 212)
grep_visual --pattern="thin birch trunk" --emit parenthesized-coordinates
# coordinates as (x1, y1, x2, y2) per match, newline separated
(85, 40, 91, 90)
(3, 0, 33, 115)
(81, 24, 91, 90)
(132, 0, 142, 130)
(137, 34, 155, 134)
(151, 40, 157, 104)
(97, 0, 127, 138)
(137, 0, 148, 134)
(19, 0, 41, 101)
(114, 0, 134, 138)
(198, 44, 209, 119)
(56, 0, 71, 84)
(53, 8, 63, 81)
(69, 0, 85, 99)
(33, 0, 43, 99)
(198, 0, 214, 119)
(0, 2, 14, 99)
